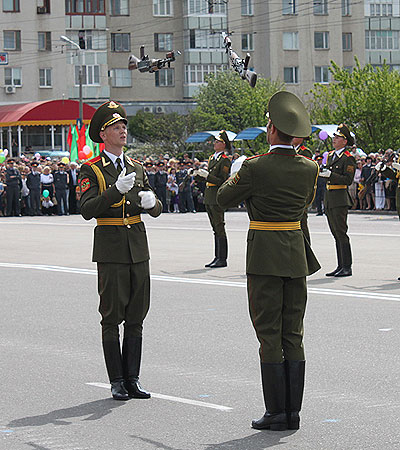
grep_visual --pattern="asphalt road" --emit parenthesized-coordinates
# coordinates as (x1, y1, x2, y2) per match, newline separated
(0, 211, 399, 450)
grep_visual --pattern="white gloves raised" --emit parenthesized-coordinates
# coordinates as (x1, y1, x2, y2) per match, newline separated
(392, 162, 400, 171)
(375, 161, 386, 172)
(138, 190, 156, 209)
(115, 168, 136, 194)
(196, 168, 209, 178)
(319, 169, 331, 178)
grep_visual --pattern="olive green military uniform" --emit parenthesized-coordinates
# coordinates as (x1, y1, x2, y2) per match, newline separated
(381, 165, 400, 217)
(324, 149, 356, 272)
(217, 148, 320, 362)
(297, 145, 313, 243)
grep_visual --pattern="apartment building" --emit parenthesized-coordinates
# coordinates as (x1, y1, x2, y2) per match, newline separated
(0, 0, 369, 119)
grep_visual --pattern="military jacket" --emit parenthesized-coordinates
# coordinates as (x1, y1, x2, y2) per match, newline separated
(79, 151, 162, 264)
(217, 147, 320, 278)
(297, 145, 313, 159)
(197, 153, 231, 205)
(324, 149, 356, 208)
(381, 166, 400, 217)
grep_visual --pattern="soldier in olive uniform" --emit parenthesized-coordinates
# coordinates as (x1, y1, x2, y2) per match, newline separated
(194, 131, 231, 268)
(79, 101, 162, 400)
(319, 124, 356, 277)
(293, 137, 313, 243)
(217, 92, 320, 431)
(375, 156, 400, 280)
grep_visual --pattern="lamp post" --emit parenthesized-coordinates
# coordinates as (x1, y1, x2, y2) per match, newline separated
(60, 35, 83, 130)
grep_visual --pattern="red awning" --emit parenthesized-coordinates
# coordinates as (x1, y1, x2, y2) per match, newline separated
(0, 99, 96, 127)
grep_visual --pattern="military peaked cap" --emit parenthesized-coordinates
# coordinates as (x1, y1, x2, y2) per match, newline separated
(215, 130, 231, 151)
(268, 91, 311, 138)
(89, 100, 128, 143)
(334, 123, 354, 147)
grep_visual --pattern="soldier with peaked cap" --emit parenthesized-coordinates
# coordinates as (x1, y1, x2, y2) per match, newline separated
(217, 91, 320, 431)
(194, 131, 232, 268)
(79, 101, 162, 400)
(319, 124, 356, 277)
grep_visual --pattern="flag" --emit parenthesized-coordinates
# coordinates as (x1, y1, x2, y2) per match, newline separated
(78, 123, 86, 153)
(67, 125, 73, 150)
(70, 125, 79, 162)
(85, 125, 95, 152)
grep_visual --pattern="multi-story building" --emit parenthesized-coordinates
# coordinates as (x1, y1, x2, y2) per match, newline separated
(0, 0, 368, 151)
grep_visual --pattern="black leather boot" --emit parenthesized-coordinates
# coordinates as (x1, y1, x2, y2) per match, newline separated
(208, 236, 227, 268)
(285, 360, 305, 430)
(335, 242, 352, 277)
(205, 235, 218, 267)
(122, 336, 151, 399)
(102, 340, 129, 400)
(326, 242, 342, 276)
(251, 362, 287, 431)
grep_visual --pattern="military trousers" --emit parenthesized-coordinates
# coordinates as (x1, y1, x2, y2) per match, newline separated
(97, 261, 150, 342)
(205, 203, 226, 237)
(247, 274, 307, 363)
(325, 205, 352, 267)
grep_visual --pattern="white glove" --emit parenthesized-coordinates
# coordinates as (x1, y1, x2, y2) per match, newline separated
(197, 168, 209, 178)
(230, 155, 246, 176)
(375, 161, 386, 172)
(319, 169, 331, 178)
(187, 168, 194, 176)
(115, 168, 136, 194)
(138, 190, 156, 209)
(392, 162, 400, 171)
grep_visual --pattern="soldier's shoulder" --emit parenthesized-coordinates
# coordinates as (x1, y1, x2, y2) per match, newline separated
(83, 155, 101, 167)
(246, 152, 269, 162)
(126, 156, 143, 169)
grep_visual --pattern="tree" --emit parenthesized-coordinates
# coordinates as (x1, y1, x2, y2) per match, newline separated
(307, 59, 400, 151)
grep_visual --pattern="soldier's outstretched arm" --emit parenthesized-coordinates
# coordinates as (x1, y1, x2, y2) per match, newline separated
(79, 164, 123, 220)
(217, 160, 252, 209)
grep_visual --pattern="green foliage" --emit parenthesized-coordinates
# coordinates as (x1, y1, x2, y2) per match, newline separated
(307, 58, 400, 151)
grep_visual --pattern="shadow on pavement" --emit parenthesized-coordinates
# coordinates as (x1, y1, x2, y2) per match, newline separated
(130, 435, 184, 450)
(8, 398, 125, 427)
(203, 430, 297, 449)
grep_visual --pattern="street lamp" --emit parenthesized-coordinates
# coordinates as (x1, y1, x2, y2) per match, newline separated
(60, 35, 83, 130)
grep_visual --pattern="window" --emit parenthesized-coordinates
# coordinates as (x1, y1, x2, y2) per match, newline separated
(111, 33, 130, 52)
(110, 0, 129, 15)
(187, 29, 222, 49)
(342, 33, 352, 51)
(38, 32, 52, 51)
(241, 33, 253, 51)
(184, 64, 227, 84)
(75, 65, 100, 85)
(153, 0, 172, 16)
(313, 0, 328, 14)
(155, 33, 173, 52)
(186, 0, 226, 14)
(283, 32, 299, 50)
(314, 31, 329, 49)
(241, 0, 253, 15)
(342, 0, 351, 16)
(78, 30, 93, 50)
(282, 0, 296, 15)
(3, 30, 21, 50)
(37, 0, 50, 13)
(365, 30, 399, 49)
(65, 0, 105, 13)
(39, 68, 52, 87)
(3, 0, 19, 12)
(155, 68, 174, 86)
(4, 67, 21, 85)
(111, 68, 131, 87)
(315, 66, 330, 83)
(284, 67, 298, 84)
(370, 3, 393, 16)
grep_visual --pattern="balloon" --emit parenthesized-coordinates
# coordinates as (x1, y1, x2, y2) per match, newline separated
(61, 156, 70, 164)
(3, 149, 8, 156)
(318, 130, 328, 141)
(43, 189, 50, 198)
(34, 152, 40, 159)
(78, 150, 86, 160)
(0, 155, 5, 164)
(82, 145, 91, 155)
(85, 149, 93, 158)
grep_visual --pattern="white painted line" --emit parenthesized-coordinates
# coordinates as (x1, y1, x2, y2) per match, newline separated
(1, 262, 400, 302)
(86, 382, 233, 411)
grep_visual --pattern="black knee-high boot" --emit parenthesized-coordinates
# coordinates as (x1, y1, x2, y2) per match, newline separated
(102, 339, 129, 400)
(122, 336, 151, 399)
(285, 360, 305, 430)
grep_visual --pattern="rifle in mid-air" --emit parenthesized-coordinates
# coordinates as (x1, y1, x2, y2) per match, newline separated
(129, 46, 181, 73)
(222, 32, 257, 88)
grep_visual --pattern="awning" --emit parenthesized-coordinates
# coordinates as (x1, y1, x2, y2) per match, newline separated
(185, 130, 237, 143)
(0, 99, 96, 127)
(234, 127, 267, 141)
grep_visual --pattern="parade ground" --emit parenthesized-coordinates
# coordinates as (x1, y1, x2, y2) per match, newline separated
(0, 211, 399, 450)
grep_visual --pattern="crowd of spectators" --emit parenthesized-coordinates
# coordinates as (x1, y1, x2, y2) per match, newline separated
(0, 147, 397, 218)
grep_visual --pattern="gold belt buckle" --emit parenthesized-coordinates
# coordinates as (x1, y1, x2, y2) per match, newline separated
(123, 217, 129, 226)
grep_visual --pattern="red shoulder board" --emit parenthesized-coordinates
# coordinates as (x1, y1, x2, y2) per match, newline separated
(221, 154, 228, 158)
(328, 150, 335, 156)
(129, 157, 143, 165)
(247, 153, 269, 160)
(84, 155, 101, 166)
(299, 154, 313, 161)
(344, 150, 351, 157)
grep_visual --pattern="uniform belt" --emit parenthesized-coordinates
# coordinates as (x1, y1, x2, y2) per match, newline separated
(249, 220, 301, 231)
(206, 182, 217, 187)
(327, 184, 347, 190)
(96, 215, 141, 226)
